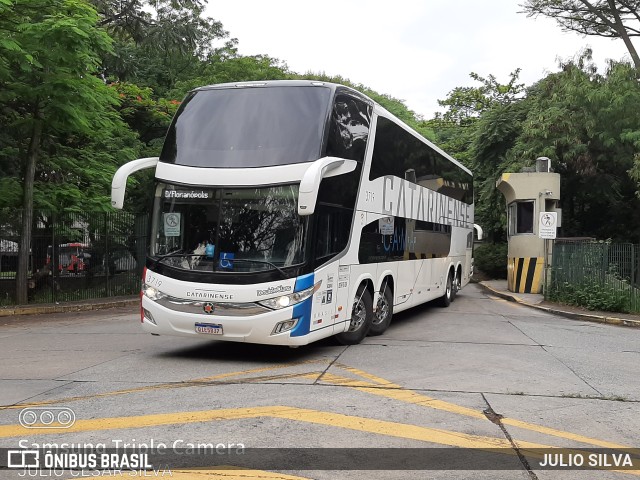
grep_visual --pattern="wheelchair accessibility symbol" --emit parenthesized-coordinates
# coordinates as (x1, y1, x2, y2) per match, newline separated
(220, 252, 235, 270)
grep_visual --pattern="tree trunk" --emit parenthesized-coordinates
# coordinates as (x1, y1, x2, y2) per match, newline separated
(607, 0, 640, 70)
(16, 115, 42, 305)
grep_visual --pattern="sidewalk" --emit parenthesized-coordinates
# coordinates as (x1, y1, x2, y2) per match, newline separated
(479, 280, 640, 328)
(0, 295, 138, 317)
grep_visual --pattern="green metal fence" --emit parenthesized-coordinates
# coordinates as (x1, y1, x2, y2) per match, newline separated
(547, 240, 640, 314)
(0, 210, 148, 306)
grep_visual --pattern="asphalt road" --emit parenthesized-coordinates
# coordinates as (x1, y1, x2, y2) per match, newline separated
(0, 283, 638, 479)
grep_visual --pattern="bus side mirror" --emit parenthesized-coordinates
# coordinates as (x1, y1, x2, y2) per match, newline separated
(111, 157, 159, 209)
(298, 157, 357, 215)
(474, 224, 484, 241)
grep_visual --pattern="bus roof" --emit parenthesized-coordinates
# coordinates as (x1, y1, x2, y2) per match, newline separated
(190, 80, 471, 177)
(194, 79, 356, 94)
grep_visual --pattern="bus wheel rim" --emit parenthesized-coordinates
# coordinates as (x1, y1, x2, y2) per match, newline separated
(349, 298, 366, 332)
(373, 296, 389, 325)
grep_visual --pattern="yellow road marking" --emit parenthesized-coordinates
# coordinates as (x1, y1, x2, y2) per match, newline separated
(4, 405, 640, 475)
(1, 359, 635, 463)
(169, 468, 310, 479)
(0, 360, 328, 410)
(314, 372, 486, 420)
(73, 467, 309, 479)
(334, 364, 397, 385)
(0, 404, 634, 477)
(188, 360, 325, 383)
(317, 367, 635, 451)
(0, 406, 287, 437)
(0, 404, 528, 449)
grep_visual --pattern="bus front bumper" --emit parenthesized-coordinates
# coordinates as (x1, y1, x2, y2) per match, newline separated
(140, 296, 316, 346)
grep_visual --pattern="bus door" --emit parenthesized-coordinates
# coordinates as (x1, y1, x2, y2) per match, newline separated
(313, 204, 352, 332)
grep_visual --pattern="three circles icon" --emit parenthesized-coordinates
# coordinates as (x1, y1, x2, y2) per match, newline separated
(19, 407, 76, 429)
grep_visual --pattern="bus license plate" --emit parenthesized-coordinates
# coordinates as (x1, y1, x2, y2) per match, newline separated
(195, 323, 223, 335)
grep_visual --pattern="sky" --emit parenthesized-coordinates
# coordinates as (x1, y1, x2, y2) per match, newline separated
(204, 0, 631, 119)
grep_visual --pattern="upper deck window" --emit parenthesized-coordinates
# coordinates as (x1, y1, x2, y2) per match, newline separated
(369, 117, 473, 205)
(160, 86, 332, 168)
(325, 93, 371, 162)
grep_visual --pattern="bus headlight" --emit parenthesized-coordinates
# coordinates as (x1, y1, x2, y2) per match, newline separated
(143, 284, 165, 301)
(258, 281, 322, 310)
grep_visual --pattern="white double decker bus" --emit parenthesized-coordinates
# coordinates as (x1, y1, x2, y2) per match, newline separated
(112, 80, 474, 346)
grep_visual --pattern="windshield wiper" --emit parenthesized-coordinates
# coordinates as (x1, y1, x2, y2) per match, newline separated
(219, 258, 288, 278)
(153, 249, 185, 267)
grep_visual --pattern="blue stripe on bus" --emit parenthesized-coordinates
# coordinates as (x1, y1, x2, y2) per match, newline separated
(290, 296, 312, 337)
(289, 273, 315, 337)
(294, 273, 315, 292)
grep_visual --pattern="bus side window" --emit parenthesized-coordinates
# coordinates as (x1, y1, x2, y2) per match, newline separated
(314, 205, 350, 266)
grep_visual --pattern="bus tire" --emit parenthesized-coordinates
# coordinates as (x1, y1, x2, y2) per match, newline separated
(369, 286, 393, 336)
(438, 272, 453, 308)
(452, 269, 461, 301)
(335, 285, 373, 345)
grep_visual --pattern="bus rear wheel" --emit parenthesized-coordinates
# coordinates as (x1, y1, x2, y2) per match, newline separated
(452, 270, 461, 301)
(369, 286, 393, 336)
(335, 285, 372, 345)
(438, 272, 453, 308)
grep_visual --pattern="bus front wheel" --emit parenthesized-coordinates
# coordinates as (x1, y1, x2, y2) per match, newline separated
(335, 285, 373, 345)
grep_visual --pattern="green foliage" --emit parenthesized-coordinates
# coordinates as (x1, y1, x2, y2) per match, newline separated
(471, 101, 530, 241)
(110, 82, 179, 147)
(630, 154, 640, 196)
(97, 0, 233, 95)
(434, 70, 525, 125)
(433, 53, 640, 243)
(168, 53, 290, 100)
(430, 70, 527, 241)
(548, 281, 632, 313)
(473, 243, 508, 279)
(0, 0, 144, 213)
(512, 53, 640, 240)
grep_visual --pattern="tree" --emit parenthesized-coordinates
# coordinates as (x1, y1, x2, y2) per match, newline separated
(94, 0, 225, 54)
(168, 53, 291, 100)
(434, 70, 525, 126)
(96, 0, 232, 95)
(427, 70, 527, 241)
(522, 0, 640, 69)
(630, 153, 640, 195)
(429, 70, 525, 171)
(510, 53, 640, 240)
(0, 0, 123, 304)
(471, 102, 529, 242)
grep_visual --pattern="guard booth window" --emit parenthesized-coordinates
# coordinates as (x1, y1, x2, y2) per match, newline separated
(508, 201, 534, 235)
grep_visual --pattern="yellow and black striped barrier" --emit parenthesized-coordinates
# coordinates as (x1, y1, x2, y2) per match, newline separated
(507, 257, 544, 294)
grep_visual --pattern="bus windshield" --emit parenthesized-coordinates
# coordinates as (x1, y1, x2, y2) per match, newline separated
(150, 183, 307, 273)
(160, 86, 332, 168)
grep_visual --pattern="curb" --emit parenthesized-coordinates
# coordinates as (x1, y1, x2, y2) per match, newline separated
(478, 282, 640, 328)
(0, 297, 139, 317)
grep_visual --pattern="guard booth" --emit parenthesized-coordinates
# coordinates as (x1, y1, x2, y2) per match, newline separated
(496, 158, 560, 294)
